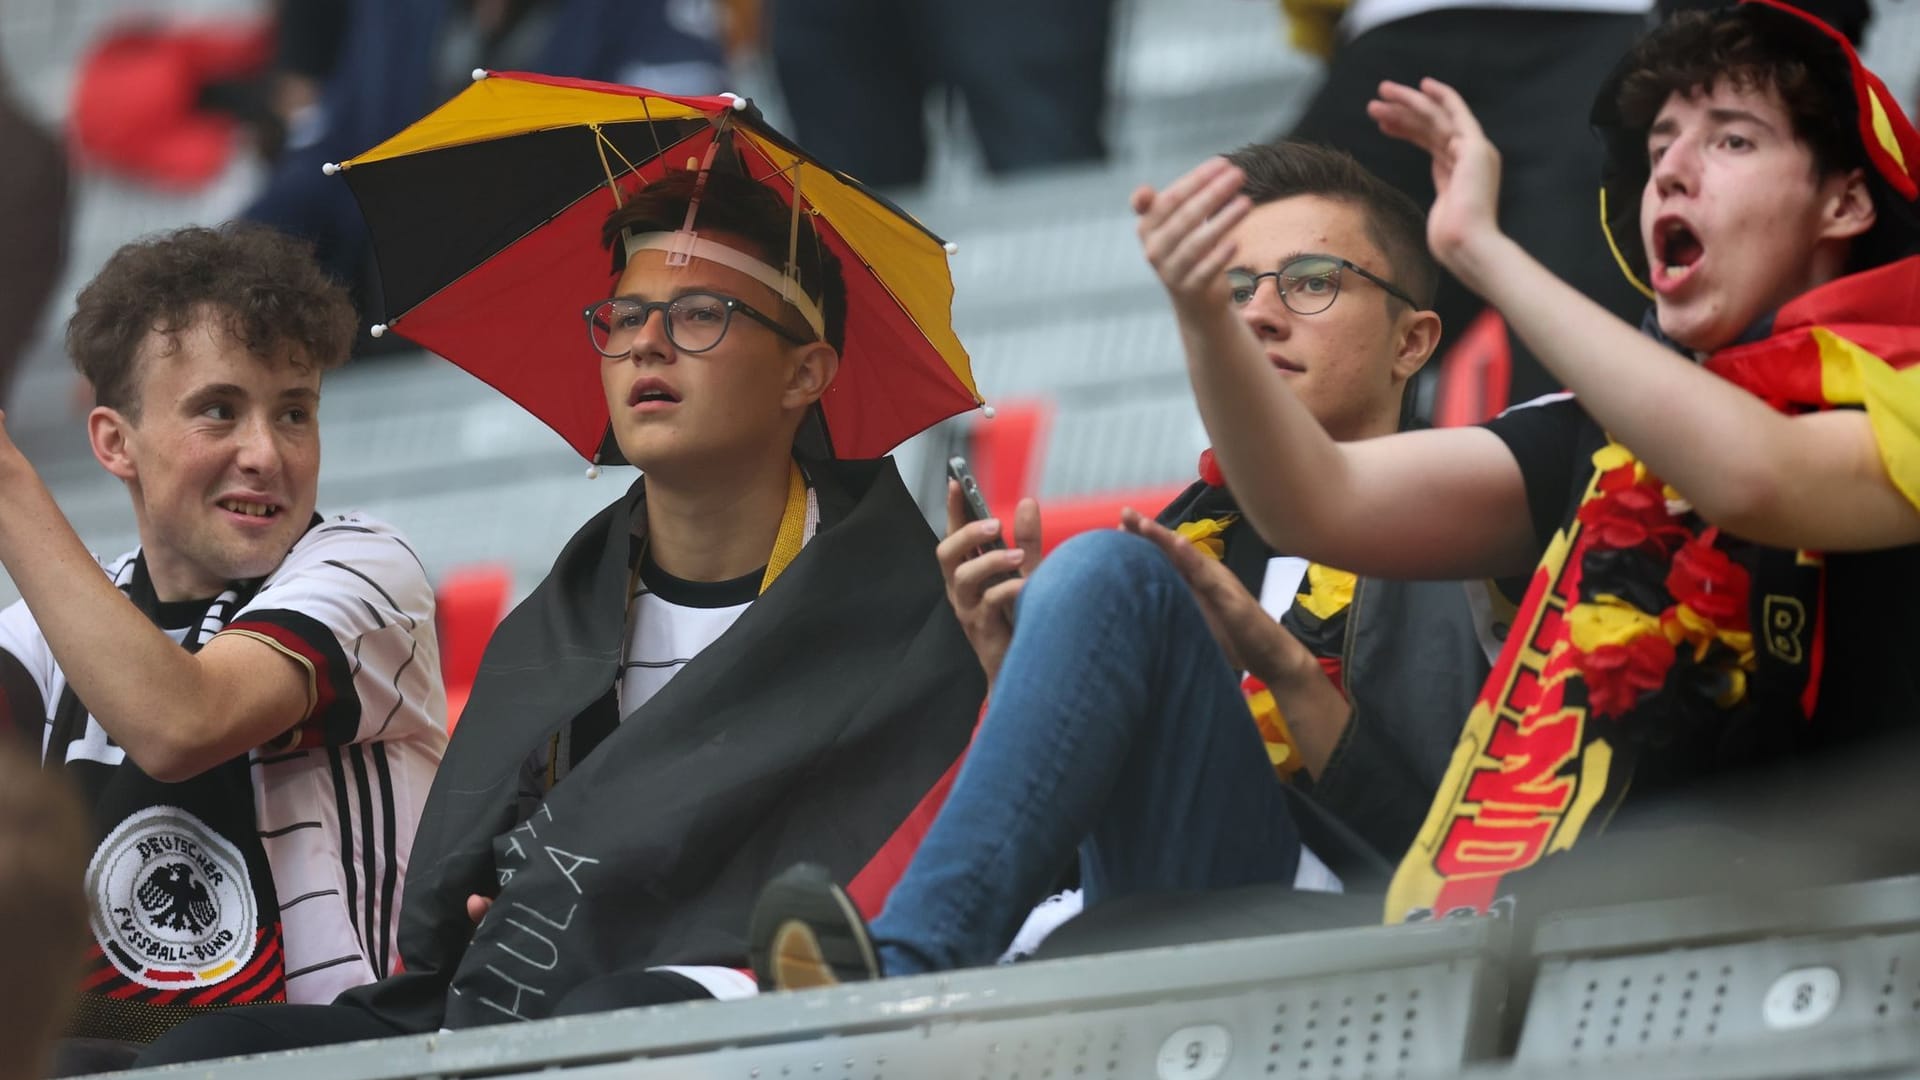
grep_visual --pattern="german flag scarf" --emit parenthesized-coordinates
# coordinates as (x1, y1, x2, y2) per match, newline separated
(1389, 256, 1920, 922)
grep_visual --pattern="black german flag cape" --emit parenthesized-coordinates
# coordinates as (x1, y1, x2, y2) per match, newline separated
(340, 458, 981, 1029)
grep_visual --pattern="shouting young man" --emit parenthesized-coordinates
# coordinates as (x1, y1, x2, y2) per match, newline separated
(0, 226, 445, 1067)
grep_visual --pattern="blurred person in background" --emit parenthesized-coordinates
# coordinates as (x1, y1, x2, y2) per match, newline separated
(0, 745, 89, 1080)
(0, 57, 68, 407)
(1281, 0, 1877, 411)
(1281, 0, 1652, 409)
(244, 0, 730, 351)
(766, 0, 1114, 188)
(0, 225, 445, 1073)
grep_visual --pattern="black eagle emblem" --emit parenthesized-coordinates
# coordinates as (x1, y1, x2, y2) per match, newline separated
(137, 862, 218, 934)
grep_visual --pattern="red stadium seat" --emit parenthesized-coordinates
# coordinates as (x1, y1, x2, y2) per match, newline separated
(1431, 308, 1513, 428)
(967, 399, 1051, 524)
(966, 398, 1185, 553)
(435, 565, 511, 734)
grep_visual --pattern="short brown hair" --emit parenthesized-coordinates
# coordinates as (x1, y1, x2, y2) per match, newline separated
(66, 224, 356, 418)
(1224, 139, 1439, 310)
(601, 169, 848, 353)
(0, 745, 89, 1080)
(1614, 9, 1857, 179)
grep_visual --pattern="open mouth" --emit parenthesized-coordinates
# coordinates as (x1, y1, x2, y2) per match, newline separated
(217, 499, 281, 520)
(627, 379, 682, 407)
(1651, 217, 1705, 290)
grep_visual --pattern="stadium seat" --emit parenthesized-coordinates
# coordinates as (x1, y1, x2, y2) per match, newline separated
(967, 398, 1187, 552)
(1431, 309, 1514, 428)
(434, 564, 511, 733)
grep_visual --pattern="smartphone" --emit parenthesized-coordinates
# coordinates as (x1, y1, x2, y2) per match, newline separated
(947, 455, 1007, 552)
(947, 456, 1018, 620)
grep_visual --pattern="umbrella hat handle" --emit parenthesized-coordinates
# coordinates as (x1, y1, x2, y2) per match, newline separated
(668, 138, 728, 265)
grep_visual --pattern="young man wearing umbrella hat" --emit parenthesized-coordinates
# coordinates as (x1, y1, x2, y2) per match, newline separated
(754, 0, 1920, 984)
(137, 161, 984, 1062)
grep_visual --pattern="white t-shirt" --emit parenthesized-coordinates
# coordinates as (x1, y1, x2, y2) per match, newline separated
(618, 568, 757, 718)
(0, 513, 446, 1007)
(1341, 0, 1650, 45)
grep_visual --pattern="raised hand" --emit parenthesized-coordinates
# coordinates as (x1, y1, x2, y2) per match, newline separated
(1132, 157, 1254, 315)
(936, 480, 1043, 689)
(1367, 78, 1505, 271)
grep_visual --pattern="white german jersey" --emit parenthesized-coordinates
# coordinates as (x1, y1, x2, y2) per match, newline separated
(0, 513, 446, 1030)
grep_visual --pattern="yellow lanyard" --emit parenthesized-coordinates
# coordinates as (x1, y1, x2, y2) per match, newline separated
(758, 459, 809, 595)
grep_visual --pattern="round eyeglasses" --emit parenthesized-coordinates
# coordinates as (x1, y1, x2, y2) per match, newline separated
(583, 293, 814, 357)
(1226, 254, 1417, 316)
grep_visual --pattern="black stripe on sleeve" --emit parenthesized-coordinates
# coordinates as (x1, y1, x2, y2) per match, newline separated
(0, 648, 45, 752)
(373, 743, 399, 978)
(386, 534, 428, 579)
(349, 745, 379, 962)
(374, 639, 418, 739)
(324, 560, 416, 630)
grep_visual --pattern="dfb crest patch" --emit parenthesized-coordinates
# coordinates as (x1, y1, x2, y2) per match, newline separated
(86, 806, 257, 989)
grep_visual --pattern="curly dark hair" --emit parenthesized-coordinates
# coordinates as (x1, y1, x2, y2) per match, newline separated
(66, 224, 357, 418)
(1614, 8, 1858, 179)
(1224, 138, 1439, 311)
(601, 168, 848, 353)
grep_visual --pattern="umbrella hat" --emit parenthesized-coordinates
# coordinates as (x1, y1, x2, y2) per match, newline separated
(334, 72, 983, 464)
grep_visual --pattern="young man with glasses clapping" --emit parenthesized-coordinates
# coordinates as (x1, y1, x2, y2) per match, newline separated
(750, 139, 1503, 988)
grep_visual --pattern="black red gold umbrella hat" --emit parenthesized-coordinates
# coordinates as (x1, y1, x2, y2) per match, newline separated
(329, 71, 985, 465)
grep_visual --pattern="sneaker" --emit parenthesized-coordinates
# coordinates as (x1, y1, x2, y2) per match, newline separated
(748, 863, 882, 991)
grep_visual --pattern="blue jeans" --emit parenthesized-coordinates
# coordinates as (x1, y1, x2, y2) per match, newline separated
(869, 530, 1303, 975)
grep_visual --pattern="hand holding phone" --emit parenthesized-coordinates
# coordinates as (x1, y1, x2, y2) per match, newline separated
(939, 456, 1027, 656)
(947, 456, 1008, 553)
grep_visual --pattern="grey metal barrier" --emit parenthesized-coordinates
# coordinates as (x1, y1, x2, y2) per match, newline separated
(119, 916, 1507, 1080)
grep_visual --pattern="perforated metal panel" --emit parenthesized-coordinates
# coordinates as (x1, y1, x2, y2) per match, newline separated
(1518, 876, 1920, 1070)
(497, 963, 1481, 1080)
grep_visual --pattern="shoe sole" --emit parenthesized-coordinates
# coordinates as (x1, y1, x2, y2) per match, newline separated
(750, 872, 881, 991)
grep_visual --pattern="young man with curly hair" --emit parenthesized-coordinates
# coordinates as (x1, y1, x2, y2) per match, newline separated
(0, 226, 446, 1067)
